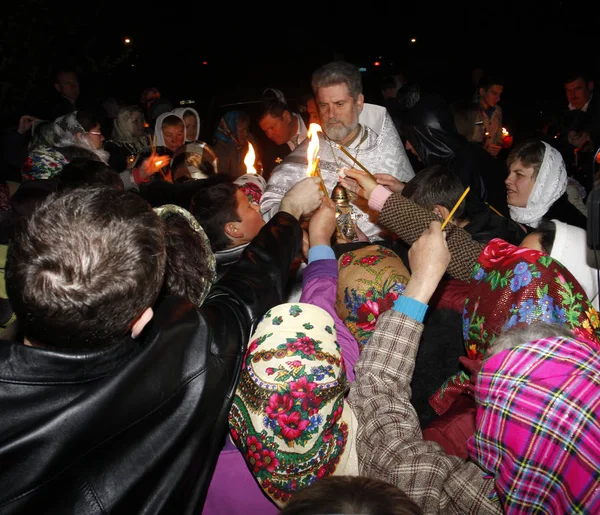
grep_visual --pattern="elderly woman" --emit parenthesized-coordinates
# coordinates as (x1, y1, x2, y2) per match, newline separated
(505, 138, 587, 230)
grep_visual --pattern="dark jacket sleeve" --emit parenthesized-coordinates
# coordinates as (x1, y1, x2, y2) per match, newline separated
(191, 210, 302, 506)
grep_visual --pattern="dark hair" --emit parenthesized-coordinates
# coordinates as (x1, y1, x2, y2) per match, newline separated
(451, 100, 480, 140)
(257, 99, 291, 122)
(311, 61, 363, 100)
(564, 70, 593, 85)
(162, 114, 184, 129)
(6, 186, 166, 349)
(531, 218, 556, 254)
(402, 165, 466, 220)
(160, 211, 214, 306)
(280, 475, 422, 515)
(57, 158, 123, 190)
(506, 139, 545, 179)
(190, 181, 240, 251)
(75, 110, 101, 132)
(478, 73, 504, 90)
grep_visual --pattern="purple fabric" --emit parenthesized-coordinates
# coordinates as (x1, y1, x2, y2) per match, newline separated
(300, 259, 360, 381)
(202, 438, 279, 515)
(203, 259, 358, 514)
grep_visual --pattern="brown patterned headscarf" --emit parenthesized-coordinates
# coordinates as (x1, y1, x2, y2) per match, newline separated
(335, 245, 410, 350)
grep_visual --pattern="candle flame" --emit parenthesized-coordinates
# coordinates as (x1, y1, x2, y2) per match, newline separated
(502, 127, 509, 137)
(306, 123, 322, 177)
(244, 142, 257, 174)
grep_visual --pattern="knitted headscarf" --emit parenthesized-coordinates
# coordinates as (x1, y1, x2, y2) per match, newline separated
(335, 245, 410, 350)
(508, 142, 567, 228)
(430, 237, 600, 415)
(228, 303, 358, 507)
(469, 335, 600, 513)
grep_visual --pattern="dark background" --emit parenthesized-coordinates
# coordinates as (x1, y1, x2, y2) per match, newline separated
(1, 0, 598, 140)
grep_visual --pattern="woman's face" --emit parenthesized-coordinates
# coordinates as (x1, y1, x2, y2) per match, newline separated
(130, 112, 145, 138)
(86, 124, 104, 149)
(505, 158, 536, 208)
(163, 124, 185, 152)
(183, 114, 198, 142)
(237, 120, 249, 146)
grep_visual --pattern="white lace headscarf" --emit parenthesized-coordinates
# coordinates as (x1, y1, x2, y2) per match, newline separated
(53, 112, 110, 164)
(508, 141, 567, 228)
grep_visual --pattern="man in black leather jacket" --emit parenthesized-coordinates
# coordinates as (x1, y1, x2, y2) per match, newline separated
(0, 179, 322, 514)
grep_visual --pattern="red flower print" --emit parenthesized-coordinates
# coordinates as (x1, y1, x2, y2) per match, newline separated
(356, 300, 380, 331)
(290, 376, 317, 399)
(278, 411, 310, 440)
(287, 336, 316, 355)
(340, 254, 353, 268)
(478, 238, 541, 270)
(359, 255, 382, 266)
(246, 449, 263, 473)
(378, 291, 399, 312)
(323, 429, 333, 442)
(302, 391, 322, 413)
(247, 435, 263, 453)
(265, 393, 293, 419)
(316, 466, 328, 479)
(260, 449, 280, 473)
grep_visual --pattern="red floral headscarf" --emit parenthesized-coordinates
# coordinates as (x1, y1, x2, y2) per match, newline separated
(430, 238, 600, 416)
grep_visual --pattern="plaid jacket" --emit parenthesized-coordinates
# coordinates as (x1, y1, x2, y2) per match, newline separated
(378, 193, 484, 282)
(347, 310, 500, 514)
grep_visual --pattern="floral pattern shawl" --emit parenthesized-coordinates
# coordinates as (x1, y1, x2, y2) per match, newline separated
(430, 238, 600, 415)
(335, 245, 410, 350)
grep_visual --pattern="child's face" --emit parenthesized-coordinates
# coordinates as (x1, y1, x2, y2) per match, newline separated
(183, 114, 198, 142)
(163, 123, 185, 152)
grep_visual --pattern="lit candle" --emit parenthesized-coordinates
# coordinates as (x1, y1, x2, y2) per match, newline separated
(244, 142, 257, 174)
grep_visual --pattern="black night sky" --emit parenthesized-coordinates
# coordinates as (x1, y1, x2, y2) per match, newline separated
(1, 0, 599, 138)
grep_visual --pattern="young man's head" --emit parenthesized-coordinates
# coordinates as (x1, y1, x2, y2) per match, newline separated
(451, 100, 485, 143)
(162, 115, 185, 152)
(478, 75, 504, 109)
(564, 71, 594, 110)
(191, 180, 264, 251)
(54, 69, 80, 104)
(6, 186, 166, 349)
(258, 100, 298, 146)
(402, 165, 467, 224)
(311, 61, 364, 145)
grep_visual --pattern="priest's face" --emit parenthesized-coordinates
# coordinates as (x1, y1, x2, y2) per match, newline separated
(316, 83, 364, 145)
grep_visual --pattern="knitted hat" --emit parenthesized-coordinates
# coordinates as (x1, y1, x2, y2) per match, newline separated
(430, 237, 600, 416)
(228, 303, 358, 506)
(335, 245, 410, 349)
(469, 335, 600, 513)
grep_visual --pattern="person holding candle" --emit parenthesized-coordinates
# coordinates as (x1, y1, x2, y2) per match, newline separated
(212, 110, 262, 180)
(477, 74, 504, 158)
(260, 60, 415, 242)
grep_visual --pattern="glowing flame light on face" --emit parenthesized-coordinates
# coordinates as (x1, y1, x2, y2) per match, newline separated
(306, 123, 322, 176)
(244, 142, 257, 174)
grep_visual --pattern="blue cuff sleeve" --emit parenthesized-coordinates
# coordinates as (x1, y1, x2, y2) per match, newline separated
(393, 296, 428, 323)
(308, 245, 335, 263)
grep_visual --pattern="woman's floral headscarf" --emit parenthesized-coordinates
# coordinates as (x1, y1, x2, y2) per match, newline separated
(228, 303, 358, 507)
(214, 111, 244, 149)
(335, 245, 410, 350)
(430, 238, 600, 415)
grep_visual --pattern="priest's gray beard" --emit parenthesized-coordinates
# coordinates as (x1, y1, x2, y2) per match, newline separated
(323, 116, 358, 143)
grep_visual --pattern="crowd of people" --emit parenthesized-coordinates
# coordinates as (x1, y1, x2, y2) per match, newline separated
(0, 58, 599, 514)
